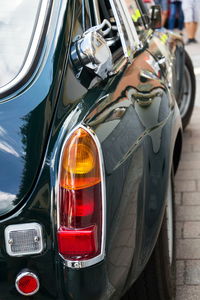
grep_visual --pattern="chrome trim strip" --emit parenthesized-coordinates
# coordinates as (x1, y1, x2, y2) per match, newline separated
(56, 124, 106, 269)
(109, 0, 129, 58)
(109, 0, 141, 59)
(93, 0, 101, 25)
(0, 0, 50, 95)
(120, 0, 141, 47)
(15, 271, 40, 296)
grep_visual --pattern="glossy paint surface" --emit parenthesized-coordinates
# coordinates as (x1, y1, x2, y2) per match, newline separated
(0, 1, 183, 299)
(0, 0, 69, 217)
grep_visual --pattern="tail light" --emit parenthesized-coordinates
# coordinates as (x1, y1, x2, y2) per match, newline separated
(57, 126, 105, 268)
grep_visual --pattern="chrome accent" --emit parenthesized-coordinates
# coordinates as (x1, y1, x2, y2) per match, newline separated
(120, 0, 141, 48)
(93, 0, 101, 25)
(4, 223, 43, 257)
(15, 271, 39, 296)
(85, 19, 112, 37)
(157, 56, 167, 70)
(56, 124, 106, 269)
(34, 236, 40, 243)
(8, 239, 13, 245)
(106, 36, 120, 47)
(0, 0, 50, 96)
(109, 0, 141, 60)
(72, 22, 113, 80)
(110, 57, 129, 75)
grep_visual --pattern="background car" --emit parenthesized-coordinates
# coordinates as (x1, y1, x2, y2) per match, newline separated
(0, 0, 195, 299)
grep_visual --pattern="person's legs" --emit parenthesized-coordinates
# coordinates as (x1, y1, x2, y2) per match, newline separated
(177, 2, 184, 31)
(161, 0, 168, 27)
(193, 0, 199, 40)
(161, 10, 168, 27)
(182, 0, 195, 43)
(185, 1, 199, 42)
(185, 22, 195, 39)
(168, 3, 177, 30)
(194, 22, 198, 35)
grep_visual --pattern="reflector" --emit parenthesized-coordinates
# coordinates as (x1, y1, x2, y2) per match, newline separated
(16, 271, 39, 296)
(5, 223, 43, 256)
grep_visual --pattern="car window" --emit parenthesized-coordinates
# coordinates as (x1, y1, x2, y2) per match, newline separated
(0, 0, 51, 96)
(0, 0, 43, 88)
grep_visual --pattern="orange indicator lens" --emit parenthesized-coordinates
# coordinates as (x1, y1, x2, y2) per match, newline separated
(60, 128, 101, 190)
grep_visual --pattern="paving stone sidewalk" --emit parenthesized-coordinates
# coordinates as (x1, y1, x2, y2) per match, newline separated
(176, 107, 200, 299)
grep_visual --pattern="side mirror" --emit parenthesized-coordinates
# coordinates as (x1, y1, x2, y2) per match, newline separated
(70, 20, 113, 89)
(150, 5, 162, 29)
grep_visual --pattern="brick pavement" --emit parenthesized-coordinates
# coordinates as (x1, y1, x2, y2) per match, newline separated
(176, 107, 200, 299)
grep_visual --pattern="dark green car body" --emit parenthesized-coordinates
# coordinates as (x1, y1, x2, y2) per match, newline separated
(0, 0, 184, 299)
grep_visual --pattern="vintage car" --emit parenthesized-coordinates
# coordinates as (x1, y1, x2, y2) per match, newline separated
(0, 0, 195, 299)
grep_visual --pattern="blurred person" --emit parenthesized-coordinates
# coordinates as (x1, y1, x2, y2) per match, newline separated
(182, 0, 199, 44)
(154, 0, 169, 26)
(168, 0, 184, 32)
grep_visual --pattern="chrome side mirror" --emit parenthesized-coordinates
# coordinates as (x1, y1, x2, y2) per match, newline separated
(71, 20, 113, 88)
(150, 5, 162, 29)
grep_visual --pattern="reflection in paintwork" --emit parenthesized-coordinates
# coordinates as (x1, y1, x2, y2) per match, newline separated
(85, 47, 175, 291)
(87, 49, 171, 161)
(106, 148, 143, 294)
(0, 141, 20, 157)
(0, 191, 16, 211)
(0, 126, 20, 157)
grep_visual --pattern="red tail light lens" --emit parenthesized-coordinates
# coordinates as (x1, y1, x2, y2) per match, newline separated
(57, 226, 98, 257)
(57, 127, 104, 263)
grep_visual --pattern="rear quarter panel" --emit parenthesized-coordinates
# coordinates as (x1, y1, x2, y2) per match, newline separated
(51, 43, 182, 299)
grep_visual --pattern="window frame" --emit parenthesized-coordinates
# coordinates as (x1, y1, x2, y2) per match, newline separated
(0, 0, 52, 99)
